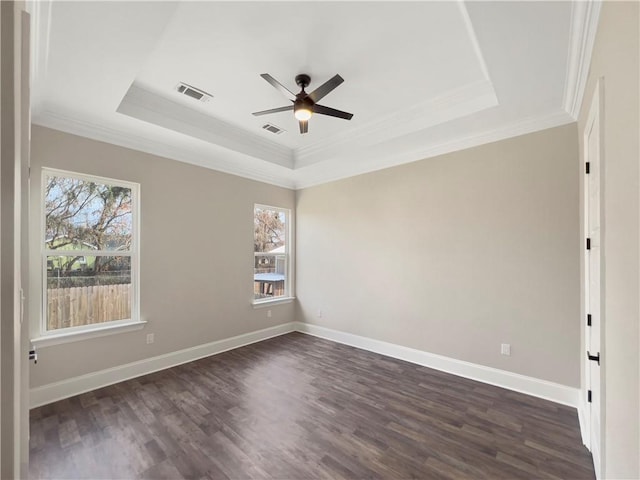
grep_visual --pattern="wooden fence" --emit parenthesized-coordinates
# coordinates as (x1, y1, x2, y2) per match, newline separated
(47, 284, 131, 330)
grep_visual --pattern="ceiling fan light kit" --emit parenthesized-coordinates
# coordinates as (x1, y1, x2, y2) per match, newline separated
(294, 105, 313, 121)
(253, 73, 353, 134)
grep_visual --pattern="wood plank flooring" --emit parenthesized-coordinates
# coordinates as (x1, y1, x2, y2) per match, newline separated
(29, 332, 595, 479)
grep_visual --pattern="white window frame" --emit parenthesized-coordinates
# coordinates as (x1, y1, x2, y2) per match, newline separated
(33, 168, 143, 347)
(253, 203, 294, 306)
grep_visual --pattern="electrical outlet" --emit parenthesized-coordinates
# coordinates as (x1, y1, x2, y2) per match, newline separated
(501, 343, 511, 356)
(267, 309, 272, 318)
(317, 309, 322, 318)
(146, 333, 154, 344)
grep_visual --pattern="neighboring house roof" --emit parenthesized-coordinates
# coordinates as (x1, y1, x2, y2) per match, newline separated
(268, 245, 285, 254)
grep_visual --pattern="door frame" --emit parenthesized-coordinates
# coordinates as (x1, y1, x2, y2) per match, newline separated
(0, 2, 30, 477)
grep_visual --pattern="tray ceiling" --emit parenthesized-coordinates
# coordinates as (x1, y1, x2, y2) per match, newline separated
(30, 1, 596, 189)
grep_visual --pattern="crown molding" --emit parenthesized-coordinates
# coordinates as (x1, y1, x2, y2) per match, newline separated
(34, 107, 574, 193)
(293, 109, 575, 189)
(562, 0, 602, 119)
(33, 108, 296, 189)
(295, 79, 498, 168)
(118, 83, 294, 169)
(119, 78, 497, 172)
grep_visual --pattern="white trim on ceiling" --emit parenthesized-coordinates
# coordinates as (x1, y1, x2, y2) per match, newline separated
(117, 83, 294, 169)
(292, 109, 575, 189)
(119, 79, 497, 172)
(33, 108, 296, 189)
(562, 0, 602, 119)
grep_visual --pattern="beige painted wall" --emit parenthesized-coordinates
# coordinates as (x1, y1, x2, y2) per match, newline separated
(296, 124, 580, 387)
(578, 2, 640, 477)
(29, 126, 295, 388)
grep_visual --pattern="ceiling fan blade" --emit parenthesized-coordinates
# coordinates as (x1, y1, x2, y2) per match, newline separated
(260, 74, 296, 101)
(313, 104, 353, 120)
(308, 74, 344, 103)
(252, 105, 294, 116)
(299, 120, 309, 134)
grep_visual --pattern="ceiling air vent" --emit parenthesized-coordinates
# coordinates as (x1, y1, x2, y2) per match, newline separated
(262, 123, 285, 135)
(175, 82, 213, 103)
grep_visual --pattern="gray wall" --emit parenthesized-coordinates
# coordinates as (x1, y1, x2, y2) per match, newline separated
(29, 126, 295, 388)
(578, 2, 640, 477)
(296, 124, 580, 387)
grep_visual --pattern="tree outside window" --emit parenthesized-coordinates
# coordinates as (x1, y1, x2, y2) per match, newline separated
(254, 205, 289, 301)
(43, 169, 139, 331)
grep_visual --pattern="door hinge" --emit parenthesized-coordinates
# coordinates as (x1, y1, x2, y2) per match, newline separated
(587, 314, 592, 326)
(586, 162, 590, 174)
(587, 390, 592, 403)
(587, 351, 601, 365)
(586, 238, 591, 250)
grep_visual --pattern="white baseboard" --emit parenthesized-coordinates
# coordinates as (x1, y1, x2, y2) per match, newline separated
(31, 321, 580, 410)
(30, 322, 297, 408)
(295, 322, 579, 407)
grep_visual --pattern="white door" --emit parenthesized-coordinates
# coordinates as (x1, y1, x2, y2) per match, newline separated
(584, 79, 603, 477)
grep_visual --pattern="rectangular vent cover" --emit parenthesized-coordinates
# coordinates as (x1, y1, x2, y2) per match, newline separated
(175, 82, 213, 103)
(262, 123, 285, 135)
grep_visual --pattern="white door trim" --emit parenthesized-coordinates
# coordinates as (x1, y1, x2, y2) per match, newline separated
(0, 3, 32, 477)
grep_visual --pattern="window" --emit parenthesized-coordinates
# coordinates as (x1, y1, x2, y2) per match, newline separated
(42, 168, 139, 334)
(254, 204, 290, 302)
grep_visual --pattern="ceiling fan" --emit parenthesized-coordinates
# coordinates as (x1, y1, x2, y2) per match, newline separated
(252, 73, 353, 134)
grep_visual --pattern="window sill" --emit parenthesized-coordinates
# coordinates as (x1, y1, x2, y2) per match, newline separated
(31, 319, 147, 348)
(252, 297, 295, 309)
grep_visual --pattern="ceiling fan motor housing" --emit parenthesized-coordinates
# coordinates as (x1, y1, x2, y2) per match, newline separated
(295, 97, 314, 109)
(295, 74, 311, 90)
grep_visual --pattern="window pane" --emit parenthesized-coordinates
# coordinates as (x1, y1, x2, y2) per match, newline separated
(254, 206, 287, 301)
(254, 254, 286, 299)
(45, 174, 132, 251)
(46, 255, 131, 330)
(254, 207, 286, 253)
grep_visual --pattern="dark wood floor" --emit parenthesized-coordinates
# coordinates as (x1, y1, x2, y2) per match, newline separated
(30, 332, 594, 479)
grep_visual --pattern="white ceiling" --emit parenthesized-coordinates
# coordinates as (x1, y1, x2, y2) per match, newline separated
(29, 1, 597, 189)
